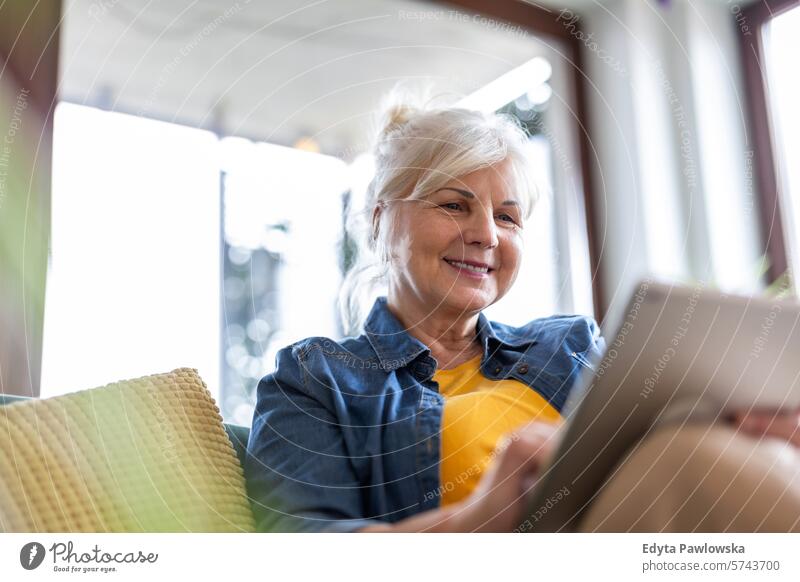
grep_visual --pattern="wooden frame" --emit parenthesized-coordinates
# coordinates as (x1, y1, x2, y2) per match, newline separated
(740, 0, 800, 284)
(0, 1, 61, 397)
(430, 0, 606, 320)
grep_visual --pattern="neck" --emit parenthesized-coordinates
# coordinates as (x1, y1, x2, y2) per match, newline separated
(386, 291, 482, 370)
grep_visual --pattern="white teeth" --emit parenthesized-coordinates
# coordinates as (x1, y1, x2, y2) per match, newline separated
(447, 260, 489, 274)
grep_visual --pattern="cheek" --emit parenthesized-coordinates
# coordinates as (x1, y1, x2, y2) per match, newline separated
(409, 218, 458, 258)
(389, 215, 451, 272)
(500, 236, 524, 279)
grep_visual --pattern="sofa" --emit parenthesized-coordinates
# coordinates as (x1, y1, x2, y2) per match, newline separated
(0, 394, 251, 470)
(0, 368, 255, 532)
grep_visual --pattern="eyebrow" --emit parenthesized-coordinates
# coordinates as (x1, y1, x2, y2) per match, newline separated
(433, 187, 519, 207)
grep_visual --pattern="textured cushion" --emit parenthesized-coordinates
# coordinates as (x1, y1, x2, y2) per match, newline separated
(0, 368, 255, 532)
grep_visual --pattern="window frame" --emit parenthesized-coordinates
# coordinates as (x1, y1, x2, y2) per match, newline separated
(740, 0, 800, 284)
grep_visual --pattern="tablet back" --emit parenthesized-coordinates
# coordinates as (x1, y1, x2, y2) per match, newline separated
(522, 279, 800, 532)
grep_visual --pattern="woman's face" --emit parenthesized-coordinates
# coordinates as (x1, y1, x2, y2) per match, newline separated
(382, 161, 525, 317)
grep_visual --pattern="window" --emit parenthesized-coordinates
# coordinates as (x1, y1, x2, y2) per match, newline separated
(741, 0, 800, 291)
(43, 103, 220, 400)
(44, 103, 350, 425)
(219, 138, 348, 425)
(762, 4, 800, 282)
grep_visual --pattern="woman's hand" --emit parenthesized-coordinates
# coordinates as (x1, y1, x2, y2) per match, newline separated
(358, 419, 563, 533)
(730, 407, 800, 447)
(450, 419, 564, 532)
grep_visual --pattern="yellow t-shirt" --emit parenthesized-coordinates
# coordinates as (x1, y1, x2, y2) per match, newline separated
(435, 355, 561, 506)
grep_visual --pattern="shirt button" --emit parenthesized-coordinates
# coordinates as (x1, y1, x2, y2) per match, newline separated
(493, 366, 502, 374)
(518, 364, 529, 374)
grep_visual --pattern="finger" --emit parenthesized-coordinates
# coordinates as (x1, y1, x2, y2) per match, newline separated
(759, 413, 800, 445)
(516, 420, 562, 442)
(521, 417, 565, 431)
(735, 414, 770, 437)
(496, 421, 558, 453)
(735, 409, 778, 428)
(727, 409, 748, 424)
(737, 410, 800, 441)
(500, 431, 557, 474)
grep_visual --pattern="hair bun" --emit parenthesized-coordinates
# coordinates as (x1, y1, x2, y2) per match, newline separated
(379, 103, 415, 136)
(373, 82, 443, 141)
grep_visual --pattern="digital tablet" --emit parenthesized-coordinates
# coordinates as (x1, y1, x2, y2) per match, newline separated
(520, 278, 800, 532)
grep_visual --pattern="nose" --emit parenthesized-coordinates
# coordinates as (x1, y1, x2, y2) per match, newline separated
(462, 206, 499, 249)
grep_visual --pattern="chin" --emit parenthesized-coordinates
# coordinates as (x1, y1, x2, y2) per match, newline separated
(438, 287, 496, 314)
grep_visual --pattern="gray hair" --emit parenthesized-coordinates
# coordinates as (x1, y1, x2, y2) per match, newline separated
(338, 90, 539, 336)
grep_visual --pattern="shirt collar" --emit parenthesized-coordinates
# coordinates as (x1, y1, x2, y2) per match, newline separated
(363, 296, 536, 370)
(363, 297, 429, 370)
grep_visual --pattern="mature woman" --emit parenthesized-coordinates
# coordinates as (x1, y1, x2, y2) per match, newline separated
(245, 97, 800, 533)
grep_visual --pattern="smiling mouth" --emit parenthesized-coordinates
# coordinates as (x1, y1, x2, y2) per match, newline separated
(443, 258, 494, 275)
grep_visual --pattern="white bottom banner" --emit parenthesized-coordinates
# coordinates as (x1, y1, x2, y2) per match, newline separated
(1, 533, 799, 581)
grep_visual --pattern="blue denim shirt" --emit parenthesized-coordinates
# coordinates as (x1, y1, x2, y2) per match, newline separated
(245, 296, 606, 532)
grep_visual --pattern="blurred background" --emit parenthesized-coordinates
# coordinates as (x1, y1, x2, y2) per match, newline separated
(1, 0, 797, 425)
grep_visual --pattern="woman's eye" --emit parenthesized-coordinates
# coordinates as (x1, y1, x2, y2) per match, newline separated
(440, 202, 462, 211)
(497, 214, 518, 225)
